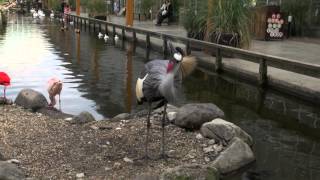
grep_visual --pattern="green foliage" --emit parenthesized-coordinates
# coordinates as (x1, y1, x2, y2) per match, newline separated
(48, 0, 61, 11)
(141, 0, 153, 14)
(182, 0, 252, 48)
(281, 0, 311, 36)
(86, 0, 107, 15)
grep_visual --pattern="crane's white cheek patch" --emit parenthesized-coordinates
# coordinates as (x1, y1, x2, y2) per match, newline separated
(174, 53, 182, 61)
(136, 74, 148, 101)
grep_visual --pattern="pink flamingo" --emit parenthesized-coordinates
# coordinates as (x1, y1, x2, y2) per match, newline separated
(47, 77, 63, 110)
(0, 72, 10, 99)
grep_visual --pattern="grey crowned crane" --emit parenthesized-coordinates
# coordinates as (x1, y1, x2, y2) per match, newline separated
(135, 43, 197, 159)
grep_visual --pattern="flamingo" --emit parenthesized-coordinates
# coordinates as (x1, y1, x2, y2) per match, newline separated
(135, 42, 196, 160)
(47, 78, 63, 110)
(0, 72, 10, 99)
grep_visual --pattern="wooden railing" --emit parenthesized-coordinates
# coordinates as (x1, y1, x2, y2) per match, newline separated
(66, 14, 320, 86)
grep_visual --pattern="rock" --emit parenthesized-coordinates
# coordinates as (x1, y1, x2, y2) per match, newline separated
(123, 157, 133, 163)
(153, 104, 178, 115)
(14, 89, 48, 111)
(203, 146, 215, 153)
(90, 125, 99, 130)
(0, 97, 13, 105)
(112, 113, 131, 121)
(174, 103, 224, 130)
(210, 138, 255, 174)
(70, 111, 95, 124)
(201, 118, 253, 146)
(6, 159, 20, 165)
(208, 139, 216, 145)
(167, 112, 177, 122)
(160, 164, 219, 180)
(196, 133, 203, 140)
(76, 173, 85, 178)
(37, 107, 73, 119)
(104, 167, 111, 171)
(0, 161, 26, 180)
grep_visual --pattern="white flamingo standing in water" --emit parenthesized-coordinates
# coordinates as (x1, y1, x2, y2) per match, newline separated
(47, 78, 63, 110)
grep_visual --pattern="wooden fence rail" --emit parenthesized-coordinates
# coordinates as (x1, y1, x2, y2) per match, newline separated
(66, 14, 320, 86)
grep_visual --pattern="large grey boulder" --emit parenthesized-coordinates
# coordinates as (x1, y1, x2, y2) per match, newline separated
(0, 161, 26, 180)
(14, 89, 48, 111)
(210, 138, 255, 174)
(70, 111, 95, 124)
(174, 103, 225, 130)
(201, 118, 253, 146)
(160, 164, 219, 180)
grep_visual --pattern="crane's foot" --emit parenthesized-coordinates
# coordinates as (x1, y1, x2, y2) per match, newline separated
(134, 154, 154, 161)
(156, 153, 177, 161)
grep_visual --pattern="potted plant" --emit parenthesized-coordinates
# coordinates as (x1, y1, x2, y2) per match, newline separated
(182, 0, 252, 48)
(140, 0, 153, 20)
(86, 0, 108, 20)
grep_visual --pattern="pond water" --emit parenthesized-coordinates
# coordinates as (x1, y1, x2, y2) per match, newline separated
(1, 14, 320, 180)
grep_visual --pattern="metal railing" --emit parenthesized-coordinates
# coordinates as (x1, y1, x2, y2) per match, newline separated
(66, 14, 320, 87)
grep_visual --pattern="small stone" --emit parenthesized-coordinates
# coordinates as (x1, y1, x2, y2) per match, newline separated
(65, 117, 73, 121)
(123, 157, 133, 163)
(76, 173, 85, 178)
(6, 159, 20, 165)
(204, 157, 210, 162)
(203, 146, 215, 153)
(187, 154, 195, 159)
(167, 112, 177, 122)
(208, 139, 216, 145)
(191, 159, 197, 163)
(101, 145, 108, 148)
(90, 125, 99, 130)
(196, 133, 203, 139)
(105, 167, 111, 171)
(106, 141, 110, 145)
(114, 162, 121, 168)
(116, 127, 122, 130)
(214, 144, 223, 152)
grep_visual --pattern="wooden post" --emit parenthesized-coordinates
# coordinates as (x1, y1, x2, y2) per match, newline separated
(215, 48, 222, 72)
(126, 0, 134, 26)
(112, 25, 116, 45)
(122, 28, 125, 49)
(163, 36, 167, 59)
(146, 33, 150, 60)
(259, 58, 268, 86)
(133, 31, 137, 54)
(99, 23, 101, 32)
(76, 0, 80, 16)
(93, 21, 96, 32)
(105, 23, 108, 34)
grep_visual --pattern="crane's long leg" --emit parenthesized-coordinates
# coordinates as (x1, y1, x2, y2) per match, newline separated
(145, 101, 152, 161)
(3, 86, 6, 99)
(59, 94, 61, 111)
(160, 102, 168, 159)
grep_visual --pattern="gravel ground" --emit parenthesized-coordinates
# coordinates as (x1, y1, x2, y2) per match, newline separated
(0, 105, 224, 179)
